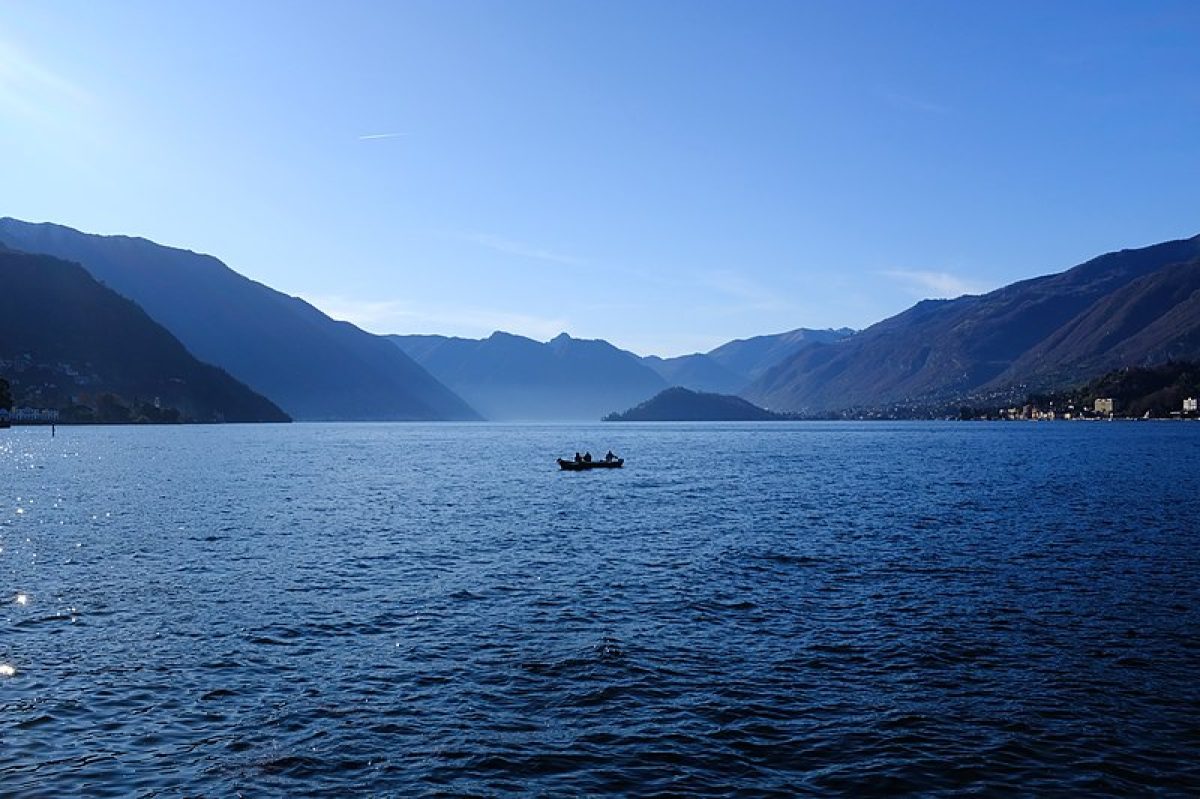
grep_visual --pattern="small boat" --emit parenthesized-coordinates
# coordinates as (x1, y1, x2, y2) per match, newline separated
(558, 457, 623, 471)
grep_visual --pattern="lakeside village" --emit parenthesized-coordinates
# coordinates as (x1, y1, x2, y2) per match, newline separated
(0, 363, 183, 427)
(0, 371, 59, 427)
(957, 362, 1200, 422)
(850, 362, 1200, 422)
(835, 395, 1200, 422)
(6, 391, 1199, 426)
(4, 361, 1200, 427)
(989, 395, 1199, 422)
(0, 407, 60, 427)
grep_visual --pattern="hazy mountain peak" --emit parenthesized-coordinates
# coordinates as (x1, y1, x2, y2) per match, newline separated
(703, 327, 856, 385)
(487, 330, 531, 343)
(392, 330, 666, 420)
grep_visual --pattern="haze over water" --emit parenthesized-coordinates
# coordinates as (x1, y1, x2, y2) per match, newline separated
(2, 422, 1199, 796)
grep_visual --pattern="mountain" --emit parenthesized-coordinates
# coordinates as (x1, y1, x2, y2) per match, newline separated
(390, 331, 668, 420)
(1031, 361, 1200, 419)
(999, 257, 1200, 387)
(707, 328, 855, 383)
(0, 246, 289, 422)
(604, 387, 784, 421)
(0, 218, 479, 421)
(748, 236, 1200, 413)
(640, 353, 747, 395)
(391, 327, 857, 417)
(640, 328, 855, 394)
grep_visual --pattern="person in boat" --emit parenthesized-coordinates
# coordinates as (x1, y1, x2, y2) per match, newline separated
(583, 452, 593, 463)
(574, 452, 582, 463)
(605, 450, 615, 462)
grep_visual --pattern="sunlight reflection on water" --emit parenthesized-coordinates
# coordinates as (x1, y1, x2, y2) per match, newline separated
(1, 421, 1199, 797)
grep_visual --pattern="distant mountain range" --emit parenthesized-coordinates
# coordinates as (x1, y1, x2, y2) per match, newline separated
(5, 214, 1200, 422)
(748, 236, 1200, 413)
(641, 328, 854, 395)
(604, 387, 784, 422)
(639, 353, 746, 395)
(391, 331, 667, 421)
(708, 328, 856, 383)
(0, 246, 288, 422)
(0, 218, 479, 421)
(391, 327, 850, 420)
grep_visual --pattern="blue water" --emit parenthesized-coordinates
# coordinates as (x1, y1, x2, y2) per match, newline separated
(2, 422, 1199, 797)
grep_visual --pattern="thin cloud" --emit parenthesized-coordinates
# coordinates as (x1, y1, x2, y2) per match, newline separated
(602, 332, 732, 360)
(882, 91, 950, 115)
(0, 37, 91, 123)
(303, 295, 408, 328)
(444, 230, 677, 287)
(467, 233, 583, 267)
(358, 132, 406, 140)
(304, 293, 568, 340)
(881, 269, 990, 299)
(394, 306, 570, 341)
(701, 270, 789, 312)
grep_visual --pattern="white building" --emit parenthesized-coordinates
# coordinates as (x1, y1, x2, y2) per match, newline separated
(1094, 397, 1115, 415)
(12, 408, 60, 423)
(1185, 397, 1198, 413)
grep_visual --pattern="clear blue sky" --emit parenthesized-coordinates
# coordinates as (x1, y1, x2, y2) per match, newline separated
(3, 1, 1199, 355)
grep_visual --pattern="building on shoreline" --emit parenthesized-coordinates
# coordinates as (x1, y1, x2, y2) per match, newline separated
(11, 408, 60, 424)
(1094, 397, 1115, 415)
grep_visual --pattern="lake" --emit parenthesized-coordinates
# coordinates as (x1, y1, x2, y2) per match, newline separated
(2, 422, 1199, 796)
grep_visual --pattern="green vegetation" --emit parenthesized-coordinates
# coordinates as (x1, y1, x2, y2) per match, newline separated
(0, 377, 11, 411)
(1030, 361, 1200, 418)
(945, 361, 1200, 420)
(56, 394, 183, 424)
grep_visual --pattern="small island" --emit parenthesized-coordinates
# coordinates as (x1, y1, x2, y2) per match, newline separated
(603, 386, 787, 422)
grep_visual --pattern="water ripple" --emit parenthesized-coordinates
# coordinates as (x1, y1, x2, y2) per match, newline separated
(1, 422, 1199, 796)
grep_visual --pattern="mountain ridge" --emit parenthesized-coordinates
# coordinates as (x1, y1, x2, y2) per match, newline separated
(390, 331, 668, 421)
(747, 235, 1200, 412)
(392, 326, 856, 418)
(640, 327, 854, 394)
(0, 246, 289, 423)
(10, 216, 1199, 420)
(0, 218, 479, 421)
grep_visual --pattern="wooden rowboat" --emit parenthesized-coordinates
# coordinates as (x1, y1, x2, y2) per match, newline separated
(557, 458, 623, 471)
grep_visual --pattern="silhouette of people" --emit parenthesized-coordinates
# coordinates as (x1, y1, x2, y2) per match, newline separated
(605, 450, 615, 462)
(583, 452, 593, 463)
(574, 451, 582, 463)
